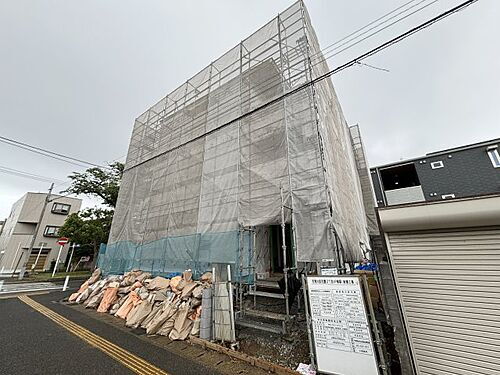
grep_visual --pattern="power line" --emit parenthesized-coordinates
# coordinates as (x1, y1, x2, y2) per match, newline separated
(1, 0, 433, 178)
(138, 0, 438, 146)
(308, 0, 432, 63)
(125, 0, 480, 172)
(319, 0, 439, 63)
(0, 137, 89, 169)
(0, 135, 108, 169)
(0, 165, 65, 184)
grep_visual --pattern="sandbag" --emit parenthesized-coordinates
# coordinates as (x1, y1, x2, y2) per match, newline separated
(182, 269, 193, 282)
(88, 268, 102, 285)
(200, 272, 212, 283)
(85, 290, 106, 309)
(76, 279, 104, 304)
(141, 303, 162, 329)
(145, 276, 170, 291)
(170, 276, 182, 292)
(109, 303, 121, 315)
(121, 269, 142, 286)
(135, 272, 152, 284)
(75, 288, 91, 303)
(180, 282, 197, 299)
(78, 280, 90, 293)
(190, 318, 200, 337)
(126, 298, 154, 328)
(115, 291, 140, 319)
(169, 302, 193, 341)
(191, 285, 204, 299)
(156, 313, 176, 336)
(176, 279, 186, 291)
(85, 280, 107, 301)
(130, 281, 143, 291)
(97, 287, 119, 313)
(146, 298, 179, 335)
(68, 292, 80, 302)
(154, 291, 168, 302)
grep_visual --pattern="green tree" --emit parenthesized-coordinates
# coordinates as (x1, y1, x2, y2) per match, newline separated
(58, 208, 114, 268)
(62, 161, 124, 207)
(60, 162, 124, 268)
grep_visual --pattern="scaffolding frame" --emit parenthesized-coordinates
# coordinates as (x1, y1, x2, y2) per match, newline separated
(103, 0, 369, 280)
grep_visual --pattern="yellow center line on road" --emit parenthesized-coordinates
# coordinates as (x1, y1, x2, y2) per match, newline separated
(18, 295, 170, 375)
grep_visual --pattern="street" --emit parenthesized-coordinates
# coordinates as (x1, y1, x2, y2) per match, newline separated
(0, 288, 248, 375)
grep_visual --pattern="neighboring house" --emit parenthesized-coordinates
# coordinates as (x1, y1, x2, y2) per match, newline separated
(103, 0, 369, 278)
(377, 194, 500, 375)
(0, 193, 82, 273)
(371, 138, 500, 207)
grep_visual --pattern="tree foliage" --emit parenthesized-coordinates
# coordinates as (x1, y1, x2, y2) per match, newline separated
(60, 162, 124, 267)
(62, 162, 124, 207)
(58, 208, 114, 266)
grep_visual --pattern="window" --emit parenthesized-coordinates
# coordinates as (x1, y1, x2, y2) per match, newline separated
(487, 146, 500, 168)
(430, 161, 444, 169)
(44, 225, 60, 237)
(380, 163, 420, 191)
(52, 203, 71, 215)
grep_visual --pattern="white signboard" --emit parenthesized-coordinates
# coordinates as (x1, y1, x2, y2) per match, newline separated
(306, 276, 379, 375)
(320, 267, 338, 276)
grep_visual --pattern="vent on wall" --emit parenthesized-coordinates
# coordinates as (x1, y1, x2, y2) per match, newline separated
(430, 161, 444, 169)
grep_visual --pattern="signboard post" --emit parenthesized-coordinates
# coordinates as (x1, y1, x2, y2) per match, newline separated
(31, 242, 47, 271)
(66, 243, 80, 272)
(52, 237, 69, 277)
(305, 275, 380, 375)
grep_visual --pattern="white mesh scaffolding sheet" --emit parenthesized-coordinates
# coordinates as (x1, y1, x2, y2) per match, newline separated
(103, 0, 369, 277)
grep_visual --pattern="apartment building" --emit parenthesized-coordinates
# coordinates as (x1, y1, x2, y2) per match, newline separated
(0, 192, 81, 273)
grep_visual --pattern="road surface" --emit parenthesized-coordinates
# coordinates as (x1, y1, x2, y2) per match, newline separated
(0, 290, 231, 374)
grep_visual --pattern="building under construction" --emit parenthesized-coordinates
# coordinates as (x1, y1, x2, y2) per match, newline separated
(102, 1, 370, 280)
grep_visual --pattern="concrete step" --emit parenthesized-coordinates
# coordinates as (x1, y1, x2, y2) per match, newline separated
(245, 308, 288, 321)
(236, 317, 284, 334)
(248, 290, 285, 299)
(255, 280, 281, 290)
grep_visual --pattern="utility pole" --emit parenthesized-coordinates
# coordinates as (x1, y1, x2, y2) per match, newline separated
(26, 183, 54, 266)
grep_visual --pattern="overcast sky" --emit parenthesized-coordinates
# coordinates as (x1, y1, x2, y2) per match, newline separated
(0, 0, 498, 218)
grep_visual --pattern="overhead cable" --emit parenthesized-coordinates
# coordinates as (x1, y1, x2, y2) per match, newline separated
(141, 0, 439, 139)
(125, 0, 480, 172)
(0, 165, 65, 184)
(0, 135, 108, 169)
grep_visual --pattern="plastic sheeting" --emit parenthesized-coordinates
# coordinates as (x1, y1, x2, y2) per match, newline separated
(103, 0, 369, 277)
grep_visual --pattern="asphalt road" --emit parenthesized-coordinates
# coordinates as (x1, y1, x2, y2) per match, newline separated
(0, 290, 220, 375)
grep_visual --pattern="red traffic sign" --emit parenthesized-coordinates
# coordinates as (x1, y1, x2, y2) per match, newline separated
(57, 237, 69, 245)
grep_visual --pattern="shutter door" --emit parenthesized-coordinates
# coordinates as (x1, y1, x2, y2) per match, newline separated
(387, 227, 500, 375)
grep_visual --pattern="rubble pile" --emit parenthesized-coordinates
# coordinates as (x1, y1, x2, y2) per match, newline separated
(68, 268, 212, 341)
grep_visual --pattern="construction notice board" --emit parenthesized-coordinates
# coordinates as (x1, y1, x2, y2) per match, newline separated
(306, 276, 379, 375)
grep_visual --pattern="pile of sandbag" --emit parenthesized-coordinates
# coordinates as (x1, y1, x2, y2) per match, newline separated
(68, 268, 212, 341)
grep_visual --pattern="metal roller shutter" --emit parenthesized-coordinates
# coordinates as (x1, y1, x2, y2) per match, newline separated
(386, 227, 500, 375)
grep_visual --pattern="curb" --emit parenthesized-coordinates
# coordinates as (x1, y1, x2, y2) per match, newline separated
(189, 336, 299, 375)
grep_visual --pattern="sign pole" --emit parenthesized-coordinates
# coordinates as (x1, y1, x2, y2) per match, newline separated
(66, 243, 76, 273)
(52, 244, 64, 278)
(62, 275, 70, 291)
(31, 243, 44, 271)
